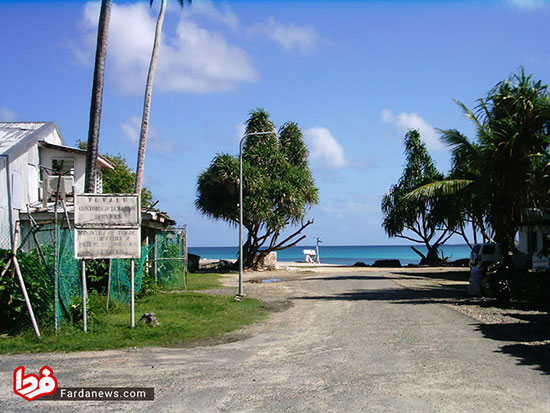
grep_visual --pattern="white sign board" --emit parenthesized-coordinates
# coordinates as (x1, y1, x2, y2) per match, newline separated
(75, 228, 141, 259)
(74, 194, 141, 259)
(75, 194, 140, 227)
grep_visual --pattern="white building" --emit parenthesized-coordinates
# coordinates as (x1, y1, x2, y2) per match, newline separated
(517, 209, 550, 270)
(0, 121, 113, 247)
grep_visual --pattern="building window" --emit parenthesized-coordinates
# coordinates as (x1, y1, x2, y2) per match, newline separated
(52, 158, 75, 176)
(95, 170, 103, 193)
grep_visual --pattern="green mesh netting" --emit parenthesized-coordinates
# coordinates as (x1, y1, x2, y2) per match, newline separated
(55, 228, 81, 322)
(108, 244, 153, 303)
(155, 231, 187, 290)
(4, 223, 81, 333)
(3, 223, 186, 334)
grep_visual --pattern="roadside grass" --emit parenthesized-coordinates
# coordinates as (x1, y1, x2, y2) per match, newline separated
(0, 272, 266, 354)
(185, 272, 228, 290)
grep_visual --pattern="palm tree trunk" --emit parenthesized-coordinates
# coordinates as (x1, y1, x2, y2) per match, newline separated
(85, 0, 112, 194)
(135, 0, 167, 194)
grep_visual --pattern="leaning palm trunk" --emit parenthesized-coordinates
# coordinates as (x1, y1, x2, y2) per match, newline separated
(85, 0, 112, 193)
(134, 0, 167, 194)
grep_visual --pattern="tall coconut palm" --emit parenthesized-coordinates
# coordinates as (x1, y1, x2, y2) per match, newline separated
(134, 0, 191, 194)
(85, 0, 112, 193)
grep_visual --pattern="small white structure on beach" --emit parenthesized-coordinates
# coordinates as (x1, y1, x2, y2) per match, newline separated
(303, 249, 316, 263)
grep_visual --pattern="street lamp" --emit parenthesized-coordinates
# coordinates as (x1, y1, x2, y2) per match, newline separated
(237, 130, 276, 299)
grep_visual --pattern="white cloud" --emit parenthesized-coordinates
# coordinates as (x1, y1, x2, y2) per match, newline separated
(251, 18, 321, 54)
(120, 116, 141, 144)
(188, 1, 239, 29)
(381, 109, 443, 151)
(506, 0, 546, 10)
(120, 116, 178, 155)
(0, 106, 17, 121)
(81, 2, 257, 95)
(304, 127, 349, 169)
(319, 194, 381, 221)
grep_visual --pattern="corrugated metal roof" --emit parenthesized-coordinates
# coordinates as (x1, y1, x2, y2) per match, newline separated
(0, 122, 56, 155)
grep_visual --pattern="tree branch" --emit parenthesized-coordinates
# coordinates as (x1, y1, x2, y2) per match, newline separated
(270, 219, 314, 251)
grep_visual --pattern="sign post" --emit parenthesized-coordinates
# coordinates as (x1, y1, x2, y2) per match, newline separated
(74, 194, 141, 328)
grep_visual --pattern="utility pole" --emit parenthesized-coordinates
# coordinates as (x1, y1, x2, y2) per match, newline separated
(316, 236, 322, 264)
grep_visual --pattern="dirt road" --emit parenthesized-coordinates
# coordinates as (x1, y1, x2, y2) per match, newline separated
(1, 269, 549, 412)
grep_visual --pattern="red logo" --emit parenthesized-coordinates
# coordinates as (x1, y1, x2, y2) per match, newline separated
(13, 366, 58, 401)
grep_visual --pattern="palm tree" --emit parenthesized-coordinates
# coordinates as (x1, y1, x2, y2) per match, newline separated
(134, 0, 191, 194)
(381, 130, 454, 264)
(84, 0, 112, 193)
(408, 69, 550, 248)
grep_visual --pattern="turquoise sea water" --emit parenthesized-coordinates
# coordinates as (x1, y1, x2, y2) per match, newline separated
(188, 244, 471, 266)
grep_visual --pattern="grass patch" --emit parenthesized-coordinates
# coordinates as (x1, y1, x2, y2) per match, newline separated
(0, 291, 267, 354)
(185, 272, 226, 290)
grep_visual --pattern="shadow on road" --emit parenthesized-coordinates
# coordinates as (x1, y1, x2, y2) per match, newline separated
(303, 275, 395, 282)
(304, 271, 469, 283)
(294, 284, 466, 304)
(393, 270, 470, 282)
(475, 313, 550, 375)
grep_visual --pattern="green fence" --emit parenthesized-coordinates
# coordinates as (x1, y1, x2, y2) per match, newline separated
(1, 223, 187, 334)
(153, 229, 187, 290)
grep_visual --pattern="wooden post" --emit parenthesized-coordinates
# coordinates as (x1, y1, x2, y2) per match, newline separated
(81, 260, 87, 332)
(130, 259, 135, 327)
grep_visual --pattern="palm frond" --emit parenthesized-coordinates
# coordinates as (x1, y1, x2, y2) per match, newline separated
(404, 179, 473, 201)
(454, 99, 483, 131)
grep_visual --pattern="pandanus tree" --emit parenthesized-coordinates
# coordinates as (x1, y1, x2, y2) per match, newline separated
(84, 0, 112, 193)
(134, 0, 192, 194)
(196, 109, 319, 269)
(381, 130, 454, 264)
(408, 69, 550, 248)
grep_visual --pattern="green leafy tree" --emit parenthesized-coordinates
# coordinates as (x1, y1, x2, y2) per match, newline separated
(381, 130, 453, 264)
(196, 109, 319, 268)
(408, 69, 550, 248)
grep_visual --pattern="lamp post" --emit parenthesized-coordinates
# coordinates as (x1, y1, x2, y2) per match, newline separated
(237, 131, 275, 299)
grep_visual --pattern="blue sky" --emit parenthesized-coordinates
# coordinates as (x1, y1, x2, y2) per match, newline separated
(2, 0, 550, 247)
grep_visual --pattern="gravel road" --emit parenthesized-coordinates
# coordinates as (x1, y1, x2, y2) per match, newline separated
(1, 269, 549, 412)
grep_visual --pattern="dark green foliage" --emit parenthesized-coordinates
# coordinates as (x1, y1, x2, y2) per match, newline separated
(85, 259, 109, 294)
(443, 69, 550, 246)
(137, 273, 160, 298)
(102, 154, 153, 208)
(407, 69, 550, 248)
(382, 130, 453, 264)
(196, 108, 319, 268)
(0, 250, 54, 334)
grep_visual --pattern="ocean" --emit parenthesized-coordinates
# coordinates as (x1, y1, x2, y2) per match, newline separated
(188, 244, 471, 266)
